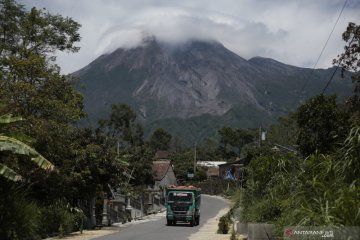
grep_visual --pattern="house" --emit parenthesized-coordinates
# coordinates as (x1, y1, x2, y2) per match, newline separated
(207, 167, 219, 178)
(152, 160, 177, 189)
(197, 161, 226, 168)
(218, 158, 245, 180)
(155, 150, 170, 160)
(195, 161, 225, 178)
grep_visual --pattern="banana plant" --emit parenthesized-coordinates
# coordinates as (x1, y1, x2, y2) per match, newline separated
(0, 114, 54, 181)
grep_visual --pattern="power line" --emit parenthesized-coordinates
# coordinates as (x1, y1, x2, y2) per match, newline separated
(292, 0, 348, 105)
(322, 34, 355, 94)
(321, 64, 340, 94)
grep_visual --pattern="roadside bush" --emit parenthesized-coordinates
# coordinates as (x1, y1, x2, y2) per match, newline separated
(39, 201, 79, 238)
(0, 181, 41, 240)
(230, 229, 239, 240)
(239, 126, 360, 237)
(0, 181, 83, 239)
(242, 198, 282, 223)
(72, 209, 85, 233)
(218, 214, 231, 234)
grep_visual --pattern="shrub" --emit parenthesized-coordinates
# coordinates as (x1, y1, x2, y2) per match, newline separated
(230, 229, 239, 240)
(39, 201, 78, 238)
(218, 214, 231, 234)
(0, 181, 41, 240)
(239, 126, 360, 237)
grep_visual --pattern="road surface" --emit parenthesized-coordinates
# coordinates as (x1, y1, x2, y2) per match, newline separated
(93, 195, 229, 240)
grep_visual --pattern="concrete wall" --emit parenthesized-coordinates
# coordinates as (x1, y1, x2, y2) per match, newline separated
(237, 222, 275, 240)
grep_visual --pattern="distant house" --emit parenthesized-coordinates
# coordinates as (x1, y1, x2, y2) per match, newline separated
(152, 160, 177, 189)
(218, 158, 245, 180)
(197, 161, 226, 168)
(195, 161, 224, 178)
(155, 150, 170, 160)
(207, 167, 219, 178)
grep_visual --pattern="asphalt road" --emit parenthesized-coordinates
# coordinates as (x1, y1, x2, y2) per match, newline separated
(93, 195, 228, 240)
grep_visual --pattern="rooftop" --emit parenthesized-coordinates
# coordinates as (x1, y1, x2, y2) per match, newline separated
(152, 160, 171, 181)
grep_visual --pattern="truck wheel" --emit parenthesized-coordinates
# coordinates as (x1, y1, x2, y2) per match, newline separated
(190, 219, 195, 227)
(167, 220, 172, 226)
(195, 216, 200, 226)
(173, 220, 176, 226)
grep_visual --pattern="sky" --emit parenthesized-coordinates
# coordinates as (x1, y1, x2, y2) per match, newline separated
(19, 0, 360, 74)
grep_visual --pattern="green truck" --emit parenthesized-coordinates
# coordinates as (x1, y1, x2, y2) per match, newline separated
(165, 185, 201, 227)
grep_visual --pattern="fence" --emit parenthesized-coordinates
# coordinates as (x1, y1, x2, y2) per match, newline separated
(103, 189, 165, 225)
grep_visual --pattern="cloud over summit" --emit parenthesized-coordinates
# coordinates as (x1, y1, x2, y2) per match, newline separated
(20, 0, 360, 74)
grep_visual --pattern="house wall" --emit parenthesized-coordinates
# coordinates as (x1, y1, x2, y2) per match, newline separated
(160, 166, 177, 187)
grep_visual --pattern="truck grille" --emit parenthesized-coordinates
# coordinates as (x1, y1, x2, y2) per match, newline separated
(172, 206, 188, 211)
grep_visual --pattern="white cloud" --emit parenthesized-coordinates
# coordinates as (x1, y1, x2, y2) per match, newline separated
(19, 0, 360, 74)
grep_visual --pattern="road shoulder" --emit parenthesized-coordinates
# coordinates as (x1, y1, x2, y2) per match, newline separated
(188, 194, 231, 240)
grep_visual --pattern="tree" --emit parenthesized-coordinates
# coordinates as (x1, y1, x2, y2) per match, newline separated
(63, 127, 128, 201)
(170, 149, 194, 180)
(125, 145, 154, 186)
(267, 113, 298, 148)
(195, 138, 221, 161)
(218, 127, 254, 159)
(99, 104, 155, 187)
(231, 128, 254, 157)
(218, 127, 236, 159)
(0, 114, 54, 181)
(0, 0, 83, 121)
(101, 104, 144, 147)
(0, 1, 119, 237)
(0, 0, 84, 170)
(334, 22, 360, 119)
(296, 95, 350, 156)
(149, 128, 172, 151)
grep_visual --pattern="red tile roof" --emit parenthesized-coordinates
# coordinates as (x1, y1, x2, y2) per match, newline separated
(152, 160, 171, 181)
(155, 150, 169, 160)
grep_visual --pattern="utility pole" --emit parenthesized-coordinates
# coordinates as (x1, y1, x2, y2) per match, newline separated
(259, 125, 262, 147)
(193, 141, 197, 174)
(259, 125, 266, 147)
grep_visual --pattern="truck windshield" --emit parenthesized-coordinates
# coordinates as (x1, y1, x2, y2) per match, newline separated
(167, 192, 192, 202)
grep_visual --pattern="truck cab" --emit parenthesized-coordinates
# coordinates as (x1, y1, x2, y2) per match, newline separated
(165, 185, 201, 227)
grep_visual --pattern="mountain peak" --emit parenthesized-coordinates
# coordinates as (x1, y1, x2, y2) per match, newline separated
(77, 35, 352, 127)
(249, 56, 299, 75)
(249, 56, 287, 65)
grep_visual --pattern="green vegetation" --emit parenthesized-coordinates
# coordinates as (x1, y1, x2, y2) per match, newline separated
(230, 23, 360, 237)
(240, 136, 359, 230)
(218, 127, 254, 159)
(0, 114, 54, 181)
(149, 128, 172, 151)
(296, 95, 350, 156)
(0, 1, 155, 239)
(1, 0, 358, 238)
(237, 100, 359, 236)
(145, 104, 275, 146)
(222, 23, 360, 236)
(334, 22, 360, 119)
(217, 214, 231, 234)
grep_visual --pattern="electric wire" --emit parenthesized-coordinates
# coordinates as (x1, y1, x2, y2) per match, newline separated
(321, 64, 340, 94)
(292, 0, 348, 105)
(321, 34, 355, 94)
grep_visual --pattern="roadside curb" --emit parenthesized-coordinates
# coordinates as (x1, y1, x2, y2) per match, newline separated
(45, 209, 167, 240)
(46, 196, 229, 240)
(189, 195, 231, 240)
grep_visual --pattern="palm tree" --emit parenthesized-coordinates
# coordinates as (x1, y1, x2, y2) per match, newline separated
(0, 114, 54, 181)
